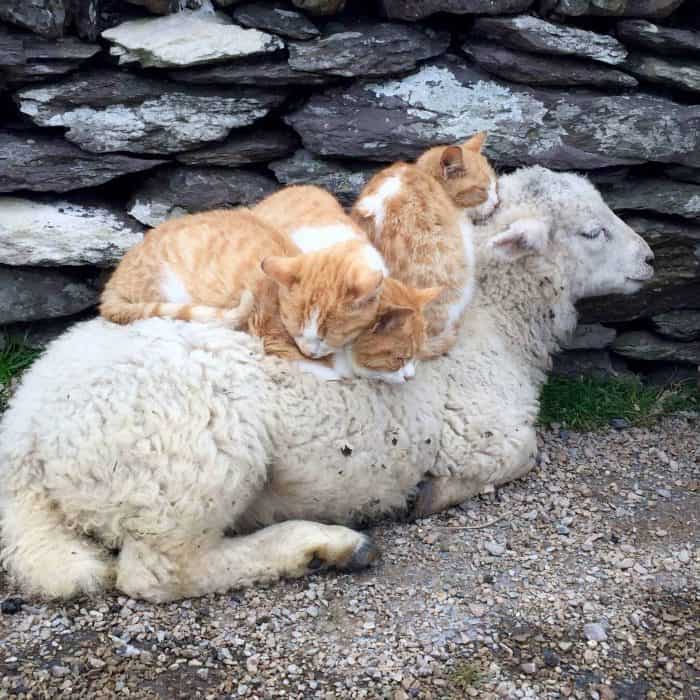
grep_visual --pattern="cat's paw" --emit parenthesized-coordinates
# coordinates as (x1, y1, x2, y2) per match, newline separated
(295, 360, 343, 382)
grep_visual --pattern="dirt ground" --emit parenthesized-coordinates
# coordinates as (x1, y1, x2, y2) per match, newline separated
(1, 415, 698, 699)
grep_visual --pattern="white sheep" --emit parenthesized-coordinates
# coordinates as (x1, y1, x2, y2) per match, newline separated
(0, 166, 653, 602)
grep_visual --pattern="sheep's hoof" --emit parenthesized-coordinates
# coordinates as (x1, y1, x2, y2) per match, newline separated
(412, 479, 436, 519)
(344, 538, 380, 571)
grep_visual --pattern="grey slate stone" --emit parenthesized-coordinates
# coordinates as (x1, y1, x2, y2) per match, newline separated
(461, 40, 638, 88)
(664, 166, 700, 185)
(233, 2, 320, 40)
(543, 0, 684, 18)
(0, 196, 144, 267)
(290, 0, 346, 15)
(102, 11, 284, 69)
(380, 0, 534, 21)
(613, 331, 700, 365)
(622, 53, 700, 93)
(561, 323, 617, 350)
(270, 149, 380, 206)
(170, 57, 333, 86)
(600, 178, 700, 220)
(472, 15, 628, 65)
(0, 0, 67, 39)
(651, 310, 700, 342)
(288, 21, 450, 78)
(176, 127, 298, 167)
(0, 266, 100, 324)
(552, 349, 630, 379)
(0, 131, 166, 193)
(0, 25, 100, 85)
(617, 20, 700, 55)
(15, 70, 286, 155)
(286, 56, 700, 169)
(128, 166, 278, 226)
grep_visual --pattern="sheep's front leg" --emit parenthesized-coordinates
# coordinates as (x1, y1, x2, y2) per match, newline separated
(413, 475, 484, 518)
(414, 429, 539, 518)
(116, 521, 379, 603)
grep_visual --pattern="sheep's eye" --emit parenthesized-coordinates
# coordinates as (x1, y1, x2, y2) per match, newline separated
(581, 227, 606, 240)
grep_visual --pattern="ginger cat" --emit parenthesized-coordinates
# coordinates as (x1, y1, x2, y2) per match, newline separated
(351, 133, 497, 358)
(100, 208, 384, 362)
(255, 185, 441, 383)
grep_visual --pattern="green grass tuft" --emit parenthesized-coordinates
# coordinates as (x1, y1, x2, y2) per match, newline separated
(0, 336, 41, 410)
(539, 375, 700, 431)
(449, 662, 482, 691)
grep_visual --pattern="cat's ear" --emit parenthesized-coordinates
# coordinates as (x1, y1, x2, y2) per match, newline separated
(374, 306, 414, 334)
(350, 270, 384, 306)
(487, 219, 550, 261)
(440, 146, 465, 180)
(415, 286, 444, 308)
(464, 132, 487, 153)
(261, 256, 300, 289)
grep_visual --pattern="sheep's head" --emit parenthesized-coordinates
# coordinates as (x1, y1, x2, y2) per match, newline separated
(490, 167, 654, 301)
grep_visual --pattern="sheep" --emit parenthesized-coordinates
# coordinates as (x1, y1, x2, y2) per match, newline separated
(0, 166, 654, 602)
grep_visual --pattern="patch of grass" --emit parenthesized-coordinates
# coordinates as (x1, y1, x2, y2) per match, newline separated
(539, 375, 700, 431)
(0, 336, 41, 410)
(449, 662, 482, 691)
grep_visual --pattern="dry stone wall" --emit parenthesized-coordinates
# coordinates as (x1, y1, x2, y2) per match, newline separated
(0, 0, 698, 378)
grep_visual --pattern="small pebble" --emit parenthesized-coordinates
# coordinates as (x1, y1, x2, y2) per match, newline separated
(584, 623, 607, 642)
(1, 598, 24, 615)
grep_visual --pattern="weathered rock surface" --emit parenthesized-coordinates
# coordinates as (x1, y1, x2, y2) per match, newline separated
(623, 53, 700, 93)
(288, 22, 449, 78)
(380, 0, 534, 21)
(0, 25, 100, 84)
(562, 323, 617, 350)
(651, 310, 700, 342)
(0, 265, 100, 324)
(461, 40, 638, 88)
(579, 216, 700, 323)
(601, 178, 700, 220)
(127, 166, 277, 226)
(270, 149, 379, 206)
(286, 57, 700, 169)
(177, 127, 298, 167)
(126, 0, 205, 13)
(613, 331, 700, 364)
(552, 349, 630, 379)
(233, 2, 319, 39)
(0, 0, 67, 39)
(0, 131, 166, 192)
(664, 166, 700, 185)
(170, 56, 333, 85)
(290, 0, 346, 15)
(0, 197, 143, 267)
(16, 70, 286, 154)
(543, 0, 684, 18)
(102, 10, 284, 69)
(472, 15, 628, 65)
(617, 20, 700, 55)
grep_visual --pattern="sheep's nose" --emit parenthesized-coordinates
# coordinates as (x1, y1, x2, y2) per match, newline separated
(645, 252, 655, 266)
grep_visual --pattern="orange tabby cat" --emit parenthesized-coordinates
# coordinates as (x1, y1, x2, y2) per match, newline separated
(351, 133, 497, 358)
(100, 208, 384, 362)
(255, 185, 441, 382)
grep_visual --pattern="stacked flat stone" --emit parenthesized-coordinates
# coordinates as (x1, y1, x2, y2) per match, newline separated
(0, 0, 697, 371)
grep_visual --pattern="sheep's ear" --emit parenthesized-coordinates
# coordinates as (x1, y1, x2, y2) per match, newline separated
(464, 131, 487, 153)
(440, 146, 465, 180)
(487, 219, 550, 261)
(261, 256, 300, 289)
(415, 286, 444, 309)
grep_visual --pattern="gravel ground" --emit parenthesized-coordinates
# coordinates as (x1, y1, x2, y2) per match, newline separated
(1, 415, 698, 700)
